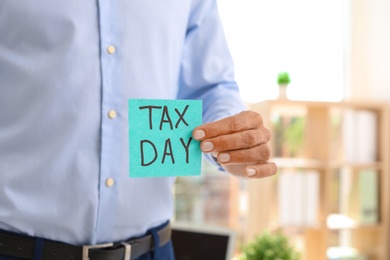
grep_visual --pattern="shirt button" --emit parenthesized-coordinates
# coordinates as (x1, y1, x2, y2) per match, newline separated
(108, 110, 117, 119)
(106, 178, 115, 187)
(107, 45, 116, 54)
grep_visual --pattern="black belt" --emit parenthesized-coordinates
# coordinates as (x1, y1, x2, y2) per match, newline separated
(0, 224, 171, 260)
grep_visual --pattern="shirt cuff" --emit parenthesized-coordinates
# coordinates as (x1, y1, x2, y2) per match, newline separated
(205, 153, 225, 172)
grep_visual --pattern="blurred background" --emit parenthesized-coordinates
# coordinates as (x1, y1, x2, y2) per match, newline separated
(172, 1, 390, 259)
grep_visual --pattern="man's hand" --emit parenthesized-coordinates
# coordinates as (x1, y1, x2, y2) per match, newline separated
(192, 110, 277, 178)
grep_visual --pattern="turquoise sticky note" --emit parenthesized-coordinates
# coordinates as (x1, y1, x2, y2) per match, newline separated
(128, 99, 202, 178)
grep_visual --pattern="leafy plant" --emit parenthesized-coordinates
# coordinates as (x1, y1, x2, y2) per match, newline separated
(277, 72, 291, 85)
(239, 230, 301, 260)
(284, 117, 305, 157)
(272, 115, 305, 157)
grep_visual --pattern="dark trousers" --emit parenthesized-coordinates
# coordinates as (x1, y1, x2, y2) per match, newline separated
(0, 222, 175, 260)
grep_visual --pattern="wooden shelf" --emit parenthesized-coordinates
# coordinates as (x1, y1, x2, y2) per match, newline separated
(273, 157, 327, 168)
(248, 100, 390, 260)
(273, 158, 384, 170)
(328, 224, 384, 231)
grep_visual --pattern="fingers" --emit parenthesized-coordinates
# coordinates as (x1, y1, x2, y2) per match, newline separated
(216, 144, 271, 165)
(199, 129, 270, 152)
(193, 110, 264, 139)
(210, 142, 275, 179)
(221, 162, 277, 178)
(193, 111, 277, 179)
(245, 162, 278, 178)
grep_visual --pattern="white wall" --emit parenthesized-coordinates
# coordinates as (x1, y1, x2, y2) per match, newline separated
(347, 0, 390, 100)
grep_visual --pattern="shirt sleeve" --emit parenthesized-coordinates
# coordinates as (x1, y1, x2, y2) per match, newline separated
(177, 0, 247, 124)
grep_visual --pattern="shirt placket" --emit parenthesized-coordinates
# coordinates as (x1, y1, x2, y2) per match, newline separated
(95, 0, 122, 242)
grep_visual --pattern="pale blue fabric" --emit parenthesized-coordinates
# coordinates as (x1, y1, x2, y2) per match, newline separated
(0, 0, 246, 245)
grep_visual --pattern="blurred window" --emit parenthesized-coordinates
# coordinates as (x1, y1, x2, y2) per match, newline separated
(217, 0, 346, 103)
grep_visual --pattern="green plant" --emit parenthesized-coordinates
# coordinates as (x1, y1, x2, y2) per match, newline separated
(277, 72, 291, 85)
(239, 230, 301, 260)
(284, 117, 305, 157)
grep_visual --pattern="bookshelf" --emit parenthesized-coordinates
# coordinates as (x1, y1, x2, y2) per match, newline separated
(248, 100, 390, 260)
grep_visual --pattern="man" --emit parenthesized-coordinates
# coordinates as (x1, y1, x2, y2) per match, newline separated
(0, 0, 277, 259)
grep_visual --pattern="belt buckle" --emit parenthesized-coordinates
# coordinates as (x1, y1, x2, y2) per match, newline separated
(82, 242, 114, 260)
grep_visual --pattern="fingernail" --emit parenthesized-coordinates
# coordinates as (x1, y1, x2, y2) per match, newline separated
(246, 168, 256, 177)
(201, 141, 214, 152)
(218, 153, 230, 163)
(193, 130, 205, 140)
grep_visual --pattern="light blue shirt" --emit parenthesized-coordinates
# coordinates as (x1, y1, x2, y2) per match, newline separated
(0, 0, 245, 245)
